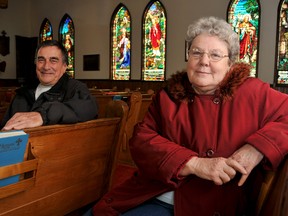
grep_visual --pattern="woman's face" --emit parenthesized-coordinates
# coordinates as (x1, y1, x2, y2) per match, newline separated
(186, 33, 231, 95)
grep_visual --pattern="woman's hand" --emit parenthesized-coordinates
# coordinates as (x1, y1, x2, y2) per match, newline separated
(179, 144, 263, 186)
(179, 156, 247, 185)
(227, 144, 264, 186)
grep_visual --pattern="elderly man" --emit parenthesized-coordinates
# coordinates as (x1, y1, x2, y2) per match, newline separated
(1, 40, 98, 130)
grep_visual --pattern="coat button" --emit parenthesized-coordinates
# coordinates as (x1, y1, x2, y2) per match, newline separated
(213, 97, 220, 104)
(213, 212, 221, 216)
(206, 149, 214, 157)
(105, 198, 113, 204)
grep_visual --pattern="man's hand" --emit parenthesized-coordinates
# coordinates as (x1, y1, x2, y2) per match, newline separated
(2, 112, 43, 130)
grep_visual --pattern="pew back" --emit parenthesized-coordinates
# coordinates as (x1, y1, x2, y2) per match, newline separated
(92, 91, 153, 166)
(95, 94, 129, 118)
(257, 157, 288, 216)
(0, 100, 128, 216)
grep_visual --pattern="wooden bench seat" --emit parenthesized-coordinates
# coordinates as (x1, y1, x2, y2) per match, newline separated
(0, 100, 128, 216)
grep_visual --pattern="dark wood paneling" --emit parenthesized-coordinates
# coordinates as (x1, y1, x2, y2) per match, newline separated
(81, 79, 167, 93)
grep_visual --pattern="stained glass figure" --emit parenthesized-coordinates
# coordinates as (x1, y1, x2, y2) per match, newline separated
(39, 18, 53, 43)
(228, 0, 260, 77)
(142, 0, 166, 81)
(111, 4, 131, 80)
(59, 14, 75, 78)
(276, 0, 288, 85)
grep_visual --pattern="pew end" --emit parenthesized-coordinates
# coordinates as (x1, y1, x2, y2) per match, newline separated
(92, 91, 153, 167)
(256, 156, 288, 216)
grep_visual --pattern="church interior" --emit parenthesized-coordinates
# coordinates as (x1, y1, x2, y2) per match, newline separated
(0, 0, 288, 215)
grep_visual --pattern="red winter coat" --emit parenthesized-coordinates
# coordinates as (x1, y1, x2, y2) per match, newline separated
(93, 63, 288, 216)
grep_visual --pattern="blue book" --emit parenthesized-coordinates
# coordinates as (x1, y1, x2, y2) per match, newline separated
(0, 130, 29, 187)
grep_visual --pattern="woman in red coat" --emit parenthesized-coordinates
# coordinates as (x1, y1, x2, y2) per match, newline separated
(92, 16, 288, 216)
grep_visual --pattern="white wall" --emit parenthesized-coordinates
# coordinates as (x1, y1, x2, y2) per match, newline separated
(0, 0, 31, 79)
(0, 0, 281, 84)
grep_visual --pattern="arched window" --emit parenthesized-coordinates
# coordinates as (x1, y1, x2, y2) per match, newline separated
(39, 18, 53, 43)
(111, 4, 131, 80)
(142, 0, 166, 81)
(227, 0, 260, 77)
(59, 14, 75, 78)
(275, 0, 288, 86)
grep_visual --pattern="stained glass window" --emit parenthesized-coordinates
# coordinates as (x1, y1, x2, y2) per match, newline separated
(227, 0, 260, 77)
(111, 4, 131, 80)
(276, 0, 288, 85)
(142, 0, 166, 81)
(39, 18, 53, 43)
(59, 14, 75, 78)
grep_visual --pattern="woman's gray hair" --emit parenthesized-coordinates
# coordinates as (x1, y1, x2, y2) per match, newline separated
(186, 16, 239, 63)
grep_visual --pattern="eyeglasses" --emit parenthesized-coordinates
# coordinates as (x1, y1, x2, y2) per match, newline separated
(189, 48, 229, 62)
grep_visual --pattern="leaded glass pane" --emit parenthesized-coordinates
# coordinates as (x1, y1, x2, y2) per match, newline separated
(142, 0, 166, 81)
(276, 0, 288, 85)
(228, 0, 260, 77)
(111, 5, 131, 80)
(59, 14, 75, 78)
(39, 18, 53, 43)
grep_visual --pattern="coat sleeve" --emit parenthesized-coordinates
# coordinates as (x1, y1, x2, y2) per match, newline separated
(245, 81, 288, 170)
(35, 81, 98, 125)
(129, 91, 196, 188)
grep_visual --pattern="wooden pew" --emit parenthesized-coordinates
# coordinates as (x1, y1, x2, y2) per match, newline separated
(256, 156, 288, 216)
(137, 97, 153, 123)
(118, 92, 142, 166)
(92, 91, 153, 166)
(119, 92, 153, 166)
(0, 100, 128, 216)
(94, 94, 129, 119)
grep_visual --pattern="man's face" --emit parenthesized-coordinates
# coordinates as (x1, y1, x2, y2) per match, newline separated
(36, 46, 67, 86)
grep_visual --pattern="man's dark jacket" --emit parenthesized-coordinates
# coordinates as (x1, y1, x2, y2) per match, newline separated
(1, 73, 98, 128)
